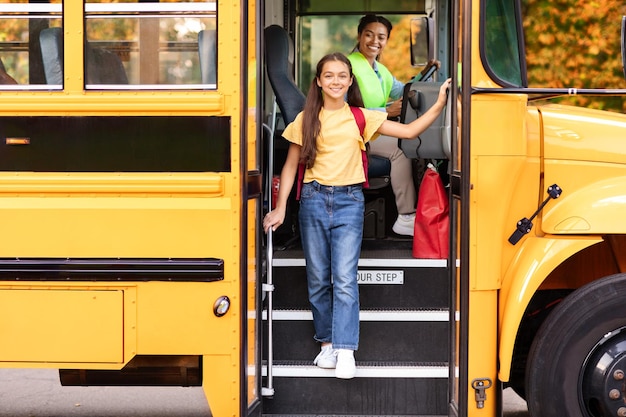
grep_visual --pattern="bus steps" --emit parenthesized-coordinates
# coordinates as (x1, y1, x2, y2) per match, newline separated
(262, 239, 450, 416)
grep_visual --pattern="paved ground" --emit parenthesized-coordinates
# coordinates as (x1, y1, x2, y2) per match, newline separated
(0, 369, 210, 417)
(503, 387, 530, 416)
(0, 369, 529, 416)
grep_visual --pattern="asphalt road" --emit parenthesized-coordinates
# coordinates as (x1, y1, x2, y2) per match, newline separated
(0, 369, 529, 417)
(503, 387, 530, 417)
(0, 369, 210, 417)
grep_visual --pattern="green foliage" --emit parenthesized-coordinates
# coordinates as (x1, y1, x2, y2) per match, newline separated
(523, 0, 626, 111)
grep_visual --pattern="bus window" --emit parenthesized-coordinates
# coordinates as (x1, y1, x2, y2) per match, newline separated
(0, 1, 62, 89)
(483, 0, 526, 87)
(84, 0, 217, 89)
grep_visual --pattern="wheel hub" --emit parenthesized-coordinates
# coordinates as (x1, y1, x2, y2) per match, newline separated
(581, 326, 626, 417)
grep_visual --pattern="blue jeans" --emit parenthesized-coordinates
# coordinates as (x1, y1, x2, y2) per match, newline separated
(299, 181, 364, 351)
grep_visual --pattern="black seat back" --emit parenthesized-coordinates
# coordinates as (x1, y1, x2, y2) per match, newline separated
(40, 27, 128, 85)
(264, 25, 306, 125)
(40, 27, 64, 85)
(198, 29, 217, 84)
(85, 44, 128, 84)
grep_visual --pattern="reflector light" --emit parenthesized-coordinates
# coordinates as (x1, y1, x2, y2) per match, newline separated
(213, 296, 230, 317)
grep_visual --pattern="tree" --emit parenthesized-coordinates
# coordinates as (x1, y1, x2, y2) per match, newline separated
(523, 0, 626, 111)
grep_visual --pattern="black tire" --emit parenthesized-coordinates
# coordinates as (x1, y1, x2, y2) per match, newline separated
(526, 273, 626, 417)
(508, 289, 572, 400)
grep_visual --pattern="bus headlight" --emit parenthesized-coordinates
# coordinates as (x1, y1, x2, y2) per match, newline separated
(213, 296, 230, 317)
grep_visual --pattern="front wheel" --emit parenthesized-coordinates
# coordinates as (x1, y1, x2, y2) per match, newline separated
(526, 273, 626, 417)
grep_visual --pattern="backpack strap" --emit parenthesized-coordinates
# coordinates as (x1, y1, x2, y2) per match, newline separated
(296, 106, 368, 200)
(349, 106, 365, 135)
(350, 106, 369, 188)
(296, 160, 305, 200)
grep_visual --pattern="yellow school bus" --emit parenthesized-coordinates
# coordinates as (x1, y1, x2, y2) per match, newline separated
(1, 0, 626, 416)
(0, 0, 261, 416)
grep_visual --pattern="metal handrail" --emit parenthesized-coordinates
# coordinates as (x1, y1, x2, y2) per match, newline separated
(261, 98, 278, 397)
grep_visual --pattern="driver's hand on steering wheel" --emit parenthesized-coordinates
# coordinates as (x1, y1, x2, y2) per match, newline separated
(386, 99, 403, 118)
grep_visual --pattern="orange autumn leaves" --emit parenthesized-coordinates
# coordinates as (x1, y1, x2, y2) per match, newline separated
(523, 0, 626, 111)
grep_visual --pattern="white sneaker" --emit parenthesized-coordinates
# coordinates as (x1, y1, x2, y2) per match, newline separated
(313, 344, 337, 369)
(335, 349, 356, 379)
(392, 213, 415, 236)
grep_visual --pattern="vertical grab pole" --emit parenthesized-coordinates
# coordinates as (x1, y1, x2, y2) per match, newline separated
(261, 98, 278, 397)
(262, 229, 275, 396)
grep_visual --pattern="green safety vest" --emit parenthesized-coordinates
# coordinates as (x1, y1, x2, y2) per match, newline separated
(348, 52, 394, 109)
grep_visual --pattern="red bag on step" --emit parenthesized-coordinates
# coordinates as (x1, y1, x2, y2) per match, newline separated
(413, 164, 449, 259)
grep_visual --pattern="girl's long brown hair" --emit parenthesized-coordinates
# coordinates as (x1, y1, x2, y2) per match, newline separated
(299, 53, 365, 168)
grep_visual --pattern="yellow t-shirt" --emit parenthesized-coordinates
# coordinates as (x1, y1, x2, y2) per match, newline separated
(282, 103, 388, 186)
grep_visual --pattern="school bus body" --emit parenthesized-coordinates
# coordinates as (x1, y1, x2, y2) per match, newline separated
(0, 0, 626, 416)
(450, 0, 626, 415)
(0, 0, 259, 415)
(465, 96, 626, 414)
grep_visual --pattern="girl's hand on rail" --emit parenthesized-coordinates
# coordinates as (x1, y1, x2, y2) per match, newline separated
(437, 78, 452, 106)
(263, 208, 286, 233)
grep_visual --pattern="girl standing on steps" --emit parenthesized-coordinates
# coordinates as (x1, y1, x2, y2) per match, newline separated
(263, 52, 450, 379)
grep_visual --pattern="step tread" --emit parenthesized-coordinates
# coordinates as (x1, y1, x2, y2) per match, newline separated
(271, 240, 446, 267)
(263, 361, 449, 378)
(263, 308, 449, 322)
(272, 256, 446, 267)
(268, 307, 449, 312)
(262, 415, 447, 417)
(273, 239, 413, 256)
(268, 360, 447, 367)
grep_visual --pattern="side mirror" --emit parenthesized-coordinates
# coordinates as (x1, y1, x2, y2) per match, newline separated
(622, 16, 626, 79)
(410, 17, 434, 67)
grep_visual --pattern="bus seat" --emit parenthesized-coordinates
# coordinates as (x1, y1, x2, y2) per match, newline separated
(198, 29, 217, 84)
(400, 81, 450, 160)
(85, 44, 128, 84)
(365, 152, 390, 189)
(40, 27, 128, 85)
(40, 27, 64, 85)
(264, 25, 306, 125)
(0, 58, 17, 85)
